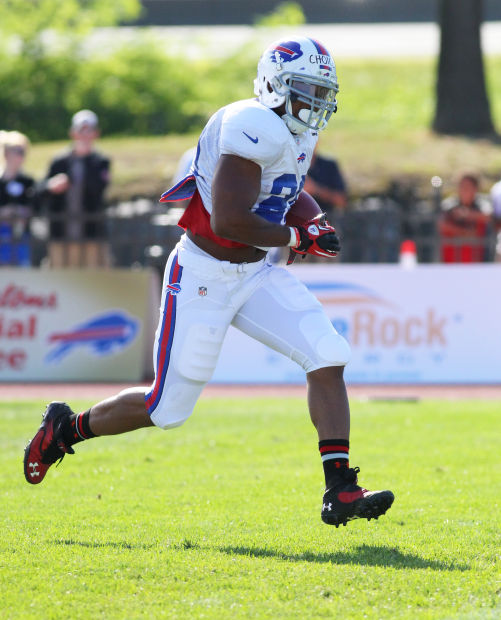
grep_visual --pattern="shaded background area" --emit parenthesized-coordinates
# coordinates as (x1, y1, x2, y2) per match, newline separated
(133, 0, 501, 25)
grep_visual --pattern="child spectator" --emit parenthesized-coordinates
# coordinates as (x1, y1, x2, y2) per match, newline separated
(438, 173, 492, 262)
(0, 130, 36, 266)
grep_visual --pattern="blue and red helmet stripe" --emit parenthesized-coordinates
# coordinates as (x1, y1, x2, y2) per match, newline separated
(275, 45, 295, 56)
(309, 38, 330, 57)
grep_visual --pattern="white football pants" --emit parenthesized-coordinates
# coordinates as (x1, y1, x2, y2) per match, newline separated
(145, 234, 350, 429)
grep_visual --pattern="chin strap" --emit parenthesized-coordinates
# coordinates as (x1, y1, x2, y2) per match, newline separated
(281, 113, 308, 135)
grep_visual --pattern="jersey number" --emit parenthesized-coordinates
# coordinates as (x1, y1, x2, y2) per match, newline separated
(254, 174, 305, 224)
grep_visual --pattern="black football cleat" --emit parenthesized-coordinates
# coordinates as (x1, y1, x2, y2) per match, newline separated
(24, 402, 75, 484)
(321, 466, 394, 527)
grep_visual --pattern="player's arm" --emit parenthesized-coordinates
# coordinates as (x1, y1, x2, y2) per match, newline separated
(211, 154, 292, 247)
(211, 154, 340, 257)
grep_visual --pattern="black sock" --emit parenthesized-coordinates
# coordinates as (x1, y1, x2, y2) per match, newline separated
(60, 409, 97, 447)
(319, 439, 349, 488)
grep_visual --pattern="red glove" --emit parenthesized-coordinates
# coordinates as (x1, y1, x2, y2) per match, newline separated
(287, 214, 341, 265)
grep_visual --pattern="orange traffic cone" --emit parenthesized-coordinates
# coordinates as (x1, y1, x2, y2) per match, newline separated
(399, 239, 417, 268)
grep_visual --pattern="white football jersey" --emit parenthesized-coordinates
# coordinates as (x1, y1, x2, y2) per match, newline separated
(193, 98, 318, 224)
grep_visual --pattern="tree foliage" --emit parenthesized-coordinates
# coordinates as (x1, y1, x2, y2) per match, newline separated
(0, 0, 141, 50)
(0, 1, 307, 140)
(255, 2, 306, 27)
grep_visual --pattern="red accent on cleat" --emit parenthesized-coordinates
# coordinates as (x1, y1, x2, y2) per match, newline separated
(321, 466, 394, 527)
(24, 428, 56, 484)
(338, 489, 366, 503)
(24, 402, 74, 485)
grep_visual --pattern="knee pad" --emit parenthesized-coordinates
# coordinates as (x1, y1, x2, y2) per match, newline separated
(299, 312, 351, 370)
(175, 321, 226, 382)
(149, 317, 227, 429)
(314, 331, 351, 367)
(149, 381, 203, 430)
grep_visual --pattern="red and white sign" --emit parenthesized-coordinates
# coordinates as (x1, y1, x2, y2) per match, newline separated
(0, 270, 154, 381)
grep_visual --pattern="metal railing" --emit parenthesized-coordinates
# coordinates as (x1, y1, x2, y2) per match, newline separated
(0, 197, 498, 269)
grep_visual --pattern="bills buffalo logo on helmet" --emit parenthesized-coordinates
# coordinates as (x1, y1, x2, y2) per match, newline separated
(270, 41, 303, 63)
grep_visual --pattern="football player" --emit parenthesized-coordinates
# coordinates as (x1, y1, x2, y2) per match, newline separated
(24, 36, 394, 527)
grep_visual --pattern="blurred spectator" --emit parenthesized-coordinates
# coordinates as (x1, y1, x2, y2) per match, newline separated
(438, 173, 492, 263)
(491, 177, 501, 224)
(490, 176, 501, 261)
(304, 146, 348, 223)
(0, 130, 36, 266)
(41, 110, 111, 268)
(301, 146, 347, 263)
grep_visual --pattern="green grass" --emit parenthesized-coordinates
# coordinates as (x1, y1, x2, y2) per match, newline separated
(24, 56, 501, 201)
(1, 398, 500, 619)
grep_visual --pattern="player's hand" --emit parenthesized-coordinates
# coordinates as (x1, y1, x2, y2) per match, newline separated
(287, 214, 340, 264)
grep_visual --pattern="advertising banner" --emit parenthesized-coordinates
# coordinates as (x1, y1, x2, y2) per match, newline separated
(212, 264, 501, 384)
(0, 269, 153, 382)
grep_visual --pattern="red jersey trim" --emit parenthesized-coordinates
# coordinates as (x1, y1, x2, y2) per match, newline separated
(177, 189, 250, 249)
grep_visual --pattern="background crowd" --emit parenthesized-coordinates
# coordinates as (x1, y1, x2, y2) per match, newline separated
(1, 109, 501, 270)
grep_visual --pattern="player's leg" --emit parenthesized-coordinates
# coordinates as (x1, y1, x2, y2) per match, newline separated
(23, 390, 152, 484)
(232, 265, 351, 436)
(24, 240, 235, 484)
(85, 387, 152, 435)
(232, 265, 394, 526)
(306, 365, 350, 439)
(24, 247, 190, 484)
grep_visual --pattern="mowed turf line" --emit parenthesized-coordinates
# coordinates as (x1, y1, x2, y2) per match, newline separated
(1, 398, 499, 619)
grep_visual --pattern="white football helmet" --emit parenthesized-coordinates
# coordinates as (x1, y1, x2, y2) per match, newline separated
(254, 36, 339, 134)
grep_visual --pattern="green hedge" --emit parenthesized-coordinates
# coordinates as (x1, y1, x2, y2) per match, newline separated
(0, 38, 259, 141)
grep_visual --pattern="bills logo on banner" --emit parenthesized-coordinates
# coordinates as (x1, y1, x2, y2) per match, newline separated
(46, 311, 139, 363)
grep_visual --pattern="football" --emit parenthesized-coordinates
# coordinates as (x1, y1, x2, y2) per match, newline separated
(286, 190, 323, 227)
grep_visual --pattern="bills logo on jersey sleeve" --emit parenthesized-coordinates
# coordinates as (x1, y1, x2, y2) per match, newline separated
(166, 283, 182, 295)
(270, 41, 303, 63)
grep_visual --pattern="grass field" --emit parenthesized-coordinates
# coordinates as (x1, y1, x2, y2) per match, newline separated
(1, 398, 499, 619)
